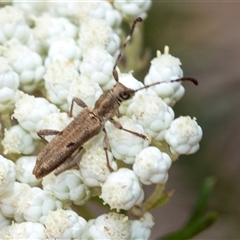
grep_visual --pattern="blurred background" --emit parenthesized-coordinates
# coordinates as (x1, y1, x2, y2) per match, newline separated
(142, 2, 240, 239)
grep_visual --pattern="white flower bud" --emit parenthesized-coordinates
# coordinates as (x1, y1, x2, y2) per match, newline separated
(88, 1, 122, 30)
(32, 15, 78, 50)
(0, 56, 19, 112)
(0, 155, 15, 197)
(3, 39, 45, 93)
(12, 91, 59, 139)
(133, 147, 171, 185)
(2, 124, 36, 155)
(165, 116, 203, 155)
(0, 182, 31, 221)
(15, 156, 41, 187)
(0, 222, 46, 239)
(80, 146, 117, 187)
(80, 46, 116, 91)
(127, 93, 175, 141)
(0, 210, 11, 229)
(100, 168, 144, 211)
(131, 212, 154, 240)
(42, 170, 91, 206)
(16, 186, 62, 223)
(0, 6, 30, 44)
(81, 212, 131, 239)
(44, 59, 79, 111)
(105, 116, 149, 164)
(45, 38, 82, 70)
(67, 75, 103, 116)
(78, 18, 120, 57)
(113, 0, 152, 22)
(144, 47, 184, 106)
(44, 209, 87, 239)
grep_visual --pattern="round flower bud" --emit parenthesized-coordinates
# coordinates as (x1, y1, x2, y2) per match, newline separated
(80, 146, 117, 187)
(45, 38, 82, 70)
(165, 116, 203, 155)
(78, 18, 120, 57)
(80, 46, 115, 91)
(0, 210, 11, 229)
(32, 15, 78, 51)
(105, 116, 149, 164)
(67, 75, 103, 116)
(12, 91, 59, 139)
(15, 156, 41, 187)
(133, 147, 172, 185)
(100, 168, 144, 211)
(0, 155, 15, 197)
(42, 170, 91, 206)
(0, 56, 19, 112)
(44, 209, 87, 239)
(0, 182, 31, 221)
(0, 222, 46, 239)
(0, 6, 30, 44)
(3, 39, 45, 93)
(113, 0, 152, 22)
(44, 59, 79, 111)
(144, 47, 184, 106)
(127, 92, 175, 141)
(131, 212, 154, 240)
(81, 212, 131, 239)
(2, 124, 36, 155)
(16, 186, 62, 223)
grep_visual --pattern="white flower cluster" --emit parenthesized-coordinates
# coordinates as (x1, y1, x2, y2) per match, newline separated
(0, 1, 202, 239)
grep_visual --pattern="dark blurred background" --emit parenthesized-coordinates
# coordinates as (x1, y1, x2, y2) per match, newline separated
(143, 2, 240, 239)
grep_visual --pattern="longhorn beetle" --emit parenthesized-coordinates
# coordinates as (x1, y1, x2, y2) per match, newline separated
(33, 17, 198, 179)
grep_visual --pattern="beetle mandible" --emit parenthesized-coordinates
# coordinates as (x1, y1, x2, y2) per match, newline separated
(33, 17, 197, 179)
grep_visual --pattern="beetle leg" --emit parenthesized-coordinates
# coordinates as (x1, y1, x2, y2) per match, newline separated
(103, 128, 114, 172)
(37, 129, 62, 143)
(110, 118, 148, 140)
(69, 97, 88, 117)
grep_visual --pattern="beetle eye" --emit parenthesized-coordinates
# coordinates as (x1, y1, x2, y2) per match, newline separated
(119, 91, 131, 100)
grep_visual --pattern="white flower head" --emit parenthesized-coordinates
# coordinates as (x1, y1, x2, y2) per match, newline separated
(165, 116, 203, 155)
(45, 38, 82, 70)
(81, 212, 131, 239)
(80, 46, 116, 91)
(105, 116, 149, 164)
(13, 91, 59, 138)
(44, 209, 87, 239)
(78, 17, 120, 56)
(2, 125, 36, 155)
(133, 146, 172, 185)
(0, 155, 15, 197)
(144, 47, 184, 106)
(42, 170, 91, 206)
(0, 56, 19, 112)
(68, 74, 103, 116)
(127, 92, 175, 141)
(80, 146, 117, 187)
(100, 168, 144, 211)
(131, 212, 154, 240)
(15, 156, 41, 187)
(113, 0, 152, 22)
(2, 39, 45, 93)
(0, 6, 30, 44)
(0, 222, 47, 239)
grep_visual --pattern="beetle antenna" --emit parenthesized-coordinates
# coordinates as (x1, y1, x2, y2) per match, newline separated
(135, 77, 198, 92)
(112, 17, 143, 82)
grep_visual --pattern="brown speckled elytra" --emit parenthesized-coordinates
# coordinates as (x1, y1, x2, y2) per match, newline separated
(33, 17, 198, 179)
